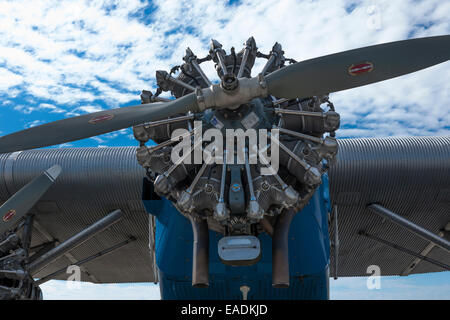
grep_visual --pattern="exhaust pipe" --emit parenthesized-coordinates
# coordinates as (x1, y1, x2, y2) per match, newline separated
(272, 209, 295, 288)
(189, 217, 209, 288)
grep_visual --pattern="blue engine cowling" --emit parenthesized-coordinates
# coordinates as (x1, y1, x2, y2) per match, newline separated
(142, 175, 331, 300)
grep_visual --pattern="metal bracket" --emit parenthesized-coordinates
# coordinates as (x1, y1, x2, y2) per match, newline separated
(367, 203, 450, 253)
(195, 87, 207, 111)
(359, 231, 450, 271)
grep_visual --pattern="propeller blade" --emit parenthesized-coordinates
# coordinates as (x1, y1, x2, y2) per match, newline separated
(266, 35, 450, 98)
(0, 93, 198, 153)
(0, 165, 62, 235)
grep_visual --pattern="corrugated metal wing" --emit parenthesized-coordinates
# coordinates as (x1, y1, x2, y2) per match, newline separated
(329, 136, 450, 277)
(0, 147, 156, 283)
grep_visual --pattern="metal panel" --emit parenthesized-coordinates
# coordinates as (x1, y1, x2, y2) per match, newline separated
(328, 136, 450, 277)
(0, 147, 156, 283)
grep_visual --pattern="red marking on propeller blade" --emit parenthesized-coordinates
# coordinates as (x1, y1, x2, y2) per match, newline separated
(3, 209, 16, 222)
(89, 114, 114, 124)
(348, 62, 374, 76)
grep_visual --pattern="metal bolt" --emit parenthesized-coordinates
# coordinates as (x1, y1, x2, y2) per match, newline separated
(240, 285, 250, 300)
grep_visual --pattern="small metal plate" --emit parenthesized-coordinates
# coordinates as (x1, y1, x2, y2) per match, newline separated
(241, 111, 260, 129)
(218, 235, 261, 266)
(210, 116, 224, 129)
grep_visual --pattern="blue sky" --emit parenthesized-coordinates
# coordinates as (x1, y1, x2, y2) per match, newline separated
(39, 272, 450, 300)
(0, 0, 449, 299)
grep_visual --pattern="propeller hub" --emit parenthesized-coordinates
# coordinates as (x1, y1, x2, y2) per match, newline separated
(221, 73, 239, 91)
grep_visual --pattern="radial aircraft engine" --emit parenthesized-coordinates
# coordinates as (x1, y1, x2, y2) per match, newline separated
(134, 37, 339, 239)
(0, 35, 448, 288)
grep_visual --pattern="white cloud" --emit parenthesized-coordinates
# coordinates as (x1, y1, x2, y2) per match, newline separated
(13, 102, 65, 114)
(0, 67, 23, 90)
(14, 104, 36, 114)
(57, 142, 74, 148)
(38, 103, 65, 113)
(26, 119, 45, 128)
(87, 127, 131, 145)
(0, 0, 447, 138)
(64, 105, 104, 117)
(77, 105, 104, 113)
